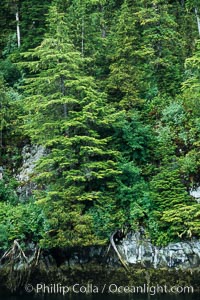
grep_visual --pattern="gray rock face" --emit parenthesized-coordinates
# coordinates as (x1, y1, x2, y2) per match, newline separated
(118, 232, 200, 269)
(16, 144, 45, 200)
(190, 187, 200, 203)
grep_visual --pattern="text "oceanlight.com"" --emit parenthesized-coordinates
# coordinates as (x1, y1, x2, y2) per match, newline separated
(25, 283, 194, 295)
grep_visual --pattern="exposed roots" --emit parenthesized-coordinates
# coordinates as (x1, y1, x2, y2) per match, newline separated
(110, 231, 129, 272)
(0, 240, 41, 292)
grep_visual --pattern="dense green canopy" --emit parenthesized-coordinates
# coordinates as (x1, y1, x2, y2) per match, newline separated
(0, 0, 200, 249)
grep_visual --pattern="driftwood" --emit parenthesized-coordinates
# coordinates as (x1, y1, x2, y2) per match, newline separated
(110, 231, 129, 272)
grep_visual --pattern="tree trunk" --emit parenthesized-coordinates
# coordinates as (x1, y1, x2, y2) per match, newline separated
(195, 8, 200, 36)
(81, 17, 84, 57)
(100, 5, 106, 38)
(110, 231, 129, 272)
(0, 120, 3, 147)
(16, 9, 21, 47)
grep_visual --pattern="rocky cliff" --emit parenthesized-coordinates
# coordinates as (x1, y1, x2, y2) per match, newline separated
(119, 232, 200, 269)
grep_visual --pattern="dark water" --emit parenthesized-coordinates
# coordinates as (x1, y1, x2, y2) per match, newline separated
(1, 294, 198, 300)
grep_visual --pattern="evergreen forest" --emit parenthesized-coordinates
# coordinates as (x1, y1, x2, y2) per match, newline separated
(0, 0, 200, 251)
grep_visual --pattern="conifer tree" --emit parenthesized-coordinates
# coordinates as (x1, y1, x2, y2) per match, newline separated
(20, 0, 52, 50)
(53, 0, 118, 80)
(107, 0, 186, 109)
(1, 0, 200, 249)
(0, 77, 22, 169)
(20, 6, 121, 248)
(182, 40, 200, 114)
(148, 166, 192, 245)
(180, 40, 200, 186)
(0, 1, 15, 55)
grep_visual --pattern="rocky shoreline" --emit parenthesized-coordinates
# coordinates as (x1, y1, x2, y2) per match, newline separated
(0, 237, 200, 295)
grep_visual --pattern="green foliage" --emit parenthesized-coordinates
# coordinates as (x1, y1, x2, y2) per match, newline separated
(87, 112, 153, 238)
(107, 0, 188, 110)
(182, 40, 200, 115)
(0, 201, 46, 250)
(2, 33, 18, 57)
(1, 0, 200, 250)
(19, 6, 122, 248)
(53, 0, 121, 80)
(20, 0, 52, 50)
(149, 167, 190, 211)
(0, 1, 16, 57)
(161, 203, 200, 240)
(148, 166, 195, 245)
(0, 58, 21, 86)
(0, 77, 24, 170)
(0, 172, 18, 204)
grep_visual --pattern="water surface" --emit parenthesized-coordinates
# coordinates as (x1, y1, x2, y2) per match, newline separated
(1, 294, 198, 300)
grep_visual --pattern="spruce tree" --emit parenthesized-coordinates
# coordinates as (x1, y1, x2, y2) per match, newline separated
(20, 0, 52, 50)
(53, 0, 118, 81)
(107, 0, 186, 110)
(0, 77, 22, 169)
(20, 6, 121, 248)
(182, 40, 200, 114)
